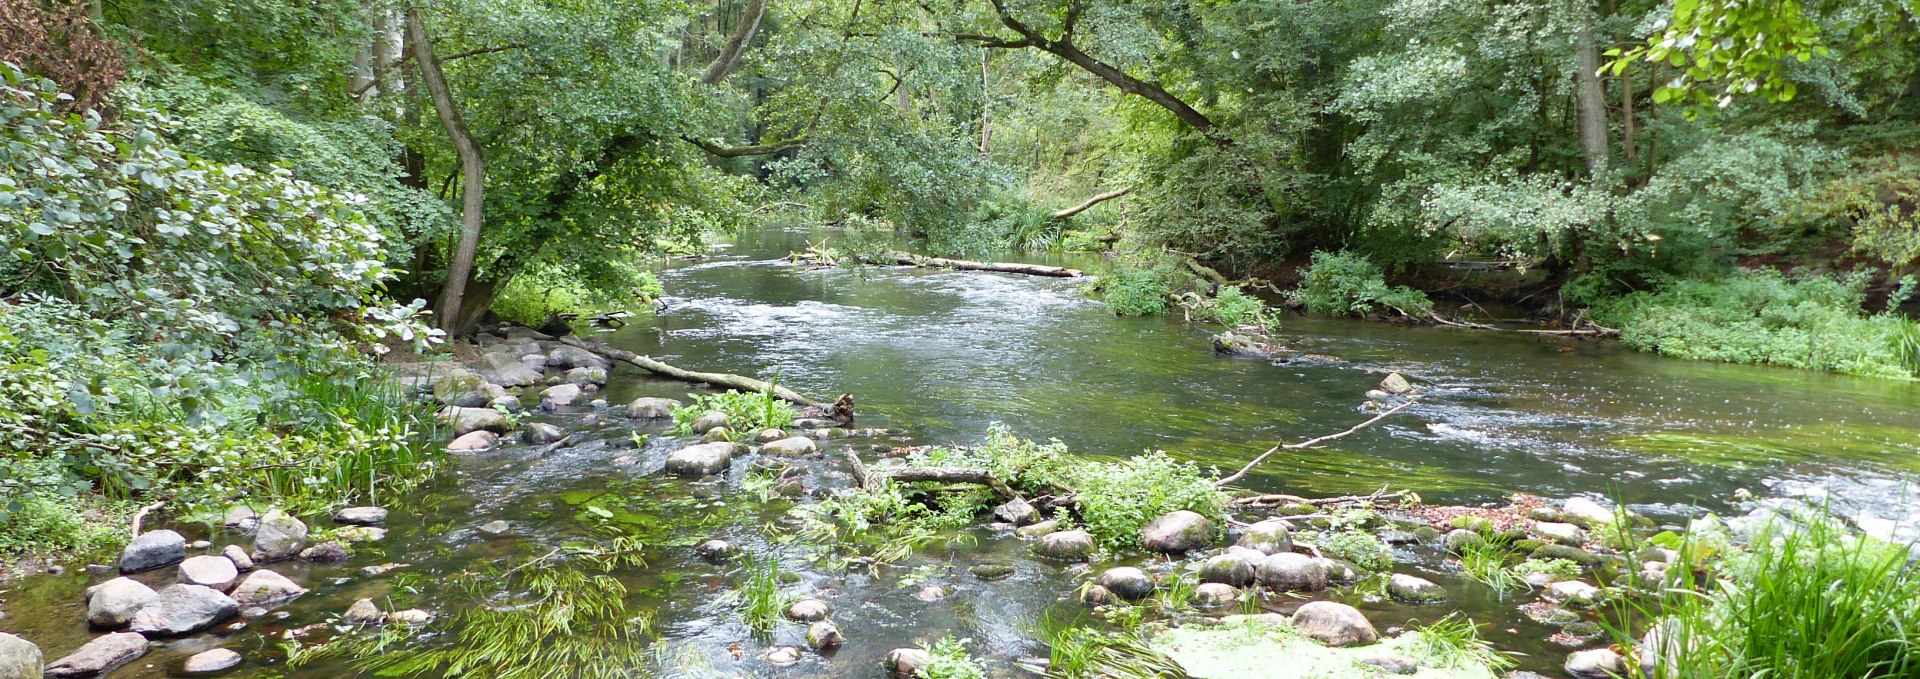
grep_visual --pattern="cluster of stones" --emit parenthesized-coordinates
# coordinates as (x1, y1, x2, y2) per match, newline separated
(0, 505, 416, 678)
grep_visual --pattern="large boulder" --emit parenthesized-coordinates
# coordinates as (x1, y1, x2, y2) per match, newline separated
(785, 599, 832, 623)
(1379, 372, 1416, 395)
(119, 530, 186, 573)
(1198, 548, 1261, 587)
(626, 397, 681, 419)
(42, 632, 147, 678)
(179, 555, 239, 591)
(1257, 552, 1328, 591)
(1195, 582, 1240, 607)
(1140, 510, 1216, 553)
(474, 352, 543, 388)
(229, 570, 308, 606)
(521, 422, 567, 445)
(1535, 521, 1587, 546)
(547, 345, 611, 372)
(756, 436, 817, 458)
(447, 430, 498, 452)
(87, 577, 158, 627)
(1033, 530, 1096, 561)
(563, 366, 607, 386)
(991, 497, 1039, 526)
(0, 633, 38, 679)
(885, 648, 933, 678)
(1236, 518, 1293, 555)
(1096, 567, 1156, 600)
(806, 621, 844, 650)
(1291, 601, 1378, 647)
(438, 406, 510, 435)
(128, 585, 239, 636)
(1386, 573, 1446, 603)
(433, 369, 502, 407)
(664, 442, 737, 476)
(1561, 497, 1618, 527)
(539, 384, 583, 410)
(251, 512, 308, 562)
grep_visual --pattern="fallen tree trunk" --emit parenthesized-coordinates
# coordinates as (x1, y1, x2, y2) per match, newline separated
(559, 337, 820, 406)
(1231, 485, 1409, 507)
(857, 251, 1083, 278)
(845, 451, 1021, 500)
(1052, 187, 1131, 219)
(1427, 312, 1620, 337)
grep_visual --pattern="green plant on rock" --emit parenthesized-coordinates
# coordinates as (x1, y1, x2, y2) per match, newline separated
(669, 386, 794, 436)
(1313, 529, 1393, 572)
(1512, 558, 1580, 580)
(1065, 452, 1226, 551)
(1457, 542, 1526, 594)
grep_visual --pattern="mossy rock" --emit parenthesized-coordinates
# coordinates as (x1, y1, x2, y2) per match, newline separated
(1411, 526, 1440, 543)
(1511, 538, 1546, 553)
(1449, 516, 1493, 534)
(1530, 543, 1604, 566)
(1278, 502, 1319, 516)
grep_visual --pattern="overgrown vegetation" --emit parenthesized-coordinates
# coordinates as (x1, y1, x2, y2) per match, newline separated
(669, 387, 795, 436)
(1411, 614, 1516, 672)
(1288, 252, 1433, 319)
(1608, 513, 1920, 678)
(922, 636, 990, 679)
(1594, 270, 1920, 379)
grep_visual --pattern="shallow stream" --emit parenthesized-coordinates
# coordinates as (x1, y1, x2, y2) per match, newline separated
(6, 225, 1920, 677)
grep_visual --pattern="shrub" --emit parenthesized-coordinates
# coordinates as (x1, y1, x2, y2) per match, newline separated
(922, 637, 988, 679)
(1098, 266, 1172, 317)
(669, 388, 795, 435)
(492, 269, 661, 327)
(0, 495, 125, 556)
(1592, 269, 1918, 379)
(1315, 529, 1393, 571)
(1288, 251, 1432, 317)
(1065, 451, 1226, 550)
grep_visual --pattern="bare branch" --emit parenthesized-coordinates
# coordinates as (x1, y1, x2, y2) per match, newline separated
(1215, 400, 1419, 488)
(683, 135, 808, 158)
(1052, 186, 1131, 218)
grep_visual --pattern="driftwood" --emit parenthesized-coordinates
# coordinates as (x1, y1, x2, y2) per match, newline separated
(1052, 187, 1131, 219)
(857, 251, 1083, 278)
(1214, 400, 1419, 488)
(129, 501, 165, 537)
(535, 433, 575, 456)
(1428, 312, 1620, 337)
(1231, 485, 1410, 507)
(845, 451, 1021, 500)
(558, 337, 820, 406)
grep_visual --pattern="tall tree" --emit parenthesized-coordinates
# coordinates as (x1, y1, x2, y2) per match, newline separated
(405, 5, 486, 333)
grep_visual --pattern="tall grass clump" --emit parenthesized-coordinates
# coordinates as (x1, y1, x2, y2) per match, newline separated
(1610, 514, 1920, 678)
(1411, 614, 1516, 672)
(1593, 269, 1920, 379)
(1037, 612, 1189, 679)
(730, 554, 789, 633)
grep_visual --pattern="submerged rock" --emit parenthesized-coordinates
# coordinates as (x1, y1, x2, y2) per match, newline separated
(914, 585, 946, 602)
(343, 599, 385, 626)
(1033, 530, 1096, 561)
(1385, 574, 1446, 603)
(477, 520, 512, 536)
(1256, 552, 1328, 592)
(1080, 584, 1120, 606)
(806, 620, 844, 650)
(1096, 567, 1155, 600)
(626, 397, 681, 419)
(182, 648, 242, 674)
(129, 585, 239, 636)
(664, 442, 737, 476)
(87, 577, 158, 627)
(1141, 510, 1215, 553)
(969, 563, 1015, 581)
(1291, 601, 1377, 647)
(1379, 372, 1415, 395)
(696, 540, 737, 562)
(120, 530, 187, 573)
(42, 632, 147, 678)
(521, 423, 566, 445)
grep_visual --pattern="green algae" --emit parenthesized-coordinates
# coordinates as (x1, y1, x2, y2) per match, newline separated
(1153, 618, 1501, 679)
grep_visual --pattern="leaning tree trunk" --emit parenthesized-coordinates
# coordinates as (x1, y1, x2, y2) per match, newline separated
(407, 5, 486, 334)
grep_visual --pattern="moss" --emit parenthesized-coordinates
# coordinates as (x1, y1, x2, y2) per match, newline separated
(1530, 544, 1604, 566)
(1153, 618, 1499, 679)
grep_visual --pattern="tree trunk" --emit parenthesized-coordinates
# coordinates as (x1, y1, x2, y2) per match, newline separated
(558, 338, 821, 406)
(979, 50, 992, 154)
(701, 0, 766, 84)
(407, 6, 487, 334)
(1575, 22, 1609, 185)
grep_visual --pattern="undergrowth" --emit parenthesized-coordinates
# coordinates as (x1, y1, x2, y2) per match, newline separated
(669, 386, 795, 435)
(1288, 251, 1432, 318)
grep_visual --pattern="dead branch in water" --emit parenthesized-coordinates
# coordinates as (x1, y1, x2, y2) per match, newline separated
(129, 501, 165, 537)
(1214, 401, 1419, 488)
(535, 433, 575, 456)
(1231, 484, 1410, 507)
(559, 337, 820, 406)
(856, 251, 1083, 278)
(1428, 312, 1619, 337)
(845, 450, 1022, 500)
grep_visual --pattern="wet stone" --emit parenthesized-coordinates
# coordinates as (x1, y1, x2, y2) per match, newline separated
(1386, 573, 1446, 604)
(1140, 510, 1215, 553)
(1291, 601, 1378, 647)
(1033, 530, 1096, 561)
(182, 648, 242, 674)
(87, 577, 158, 627)
(43, 632, 147, 678)
(1097, 567, 1155, 600)
(806, 620, 844, 650)
(785, 599, 831, 622)
(179, 555, 239, 591)
(228, 570, 307, 607)
(120, 530, 186, 573)
(1256, 552, 1329, 592)
(129, 584, 239, 636)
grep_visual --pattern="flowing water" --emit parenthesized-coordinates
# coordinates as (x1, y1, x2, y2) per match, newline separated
(7, 224, 1920, 677)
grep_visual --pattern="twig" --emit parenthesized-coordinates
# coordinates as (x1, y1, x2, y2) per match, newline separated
(1214, 402, 1419, 488)
(536, 433, 575, 456)
(129, 501, 165, 537)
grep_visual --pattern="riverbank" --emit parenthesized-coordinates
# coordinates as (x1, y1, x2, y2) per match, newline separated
(1, 329, 1908, 678)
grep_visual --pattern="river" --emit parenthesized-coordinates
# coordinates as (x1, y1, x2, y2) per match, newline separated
(6, 224, 1919, 677)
